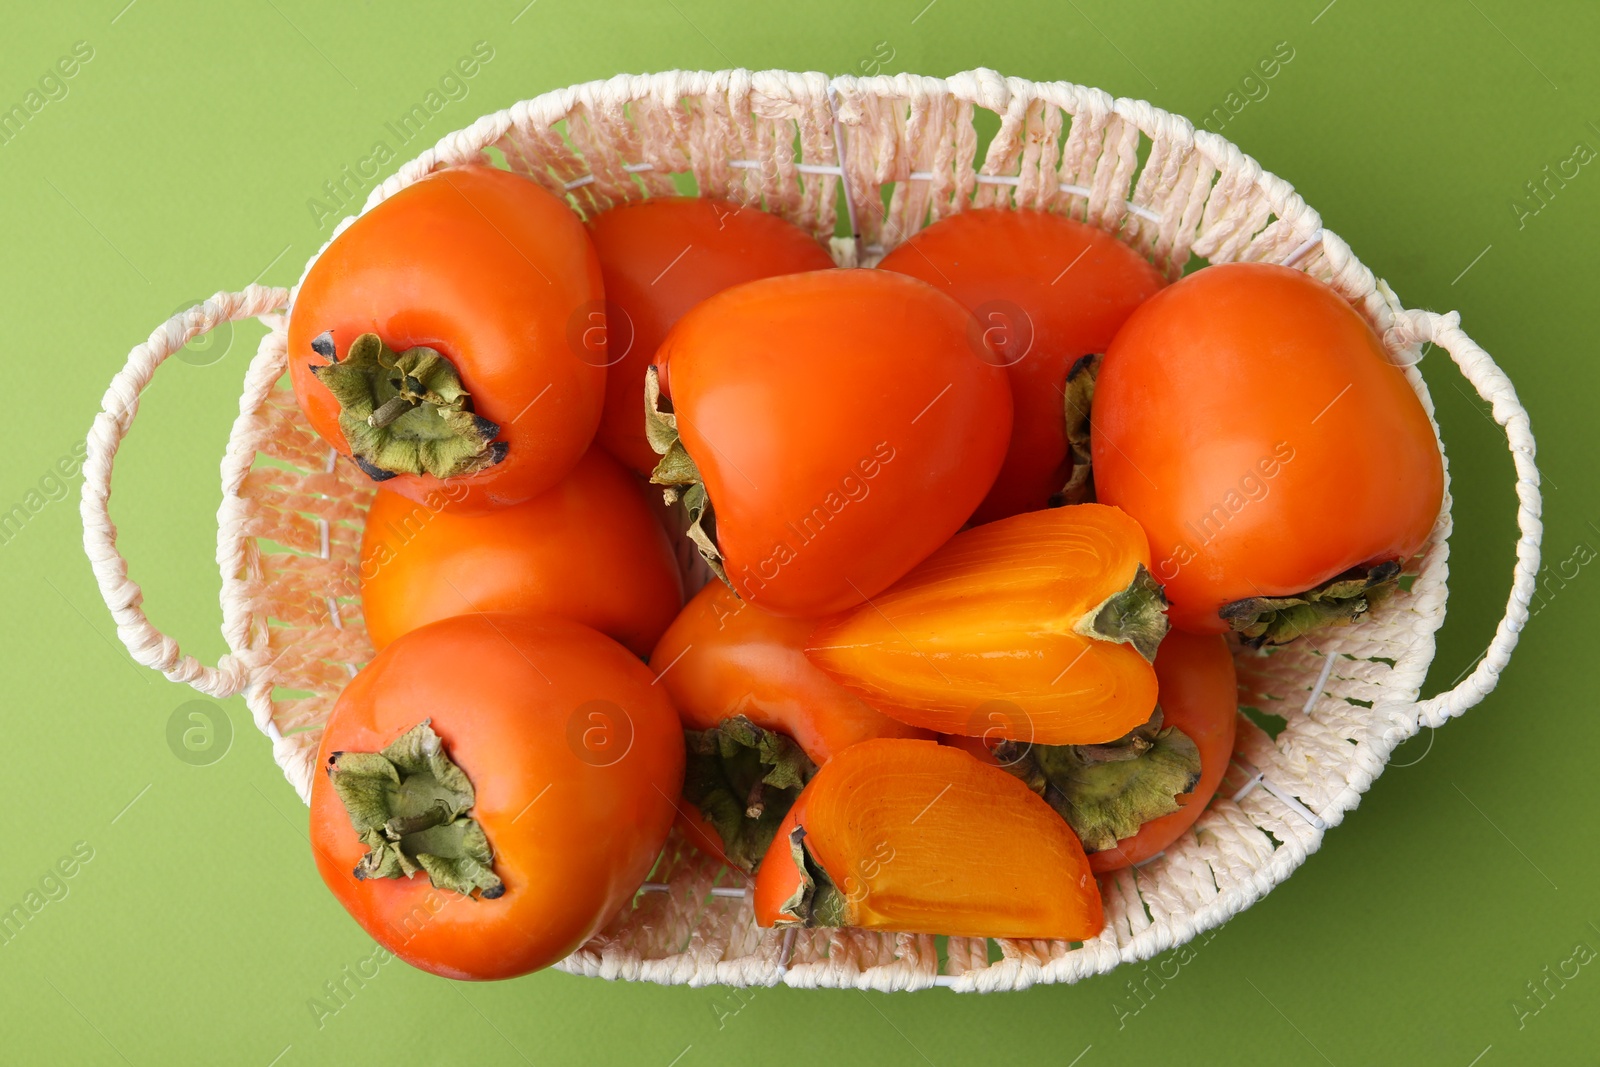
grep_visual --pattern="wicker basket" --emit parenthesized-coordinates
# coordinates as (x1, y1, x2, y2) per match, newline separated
(81, 68, 1542, 992)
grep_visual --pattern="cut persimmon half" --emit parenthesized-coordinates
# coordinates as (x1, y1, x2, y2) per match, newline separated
(752, 739, 1103, 940)
(806, 504, 1166, 746)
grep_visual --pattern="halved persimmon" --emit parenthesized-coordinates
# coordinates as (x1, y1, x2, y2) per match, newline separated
(806, 504, 1166, 746)
(752, 739, 1103, 940)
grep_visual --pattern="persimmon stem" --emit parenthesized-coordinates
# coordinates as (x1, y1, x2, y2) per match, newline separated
(368, 393, 419, 429)
(1075, 563, 1169, 662)
(1051, 352, 1102, 508)
(1220, 560, 1402, 647)
(745, 779, 768, 820)
(681, 716, 816, 874)
(326, 720, 504, 900)
(994, 707, 1201, 852)
(310, 332, 506, 482)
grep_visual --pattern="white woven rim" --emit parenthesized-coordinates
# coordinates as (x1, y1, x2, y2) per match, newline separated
(80, 69, 1542, 991)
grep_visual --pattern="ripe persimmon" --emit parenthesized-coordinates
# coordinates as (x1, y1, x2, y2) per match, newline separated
(359, 448, 682, 657)
(1092, 263, 1444, 643)
(309, 613, 683, 980)
(648, 268, 1013, 617)
(290, 165, 604, 511)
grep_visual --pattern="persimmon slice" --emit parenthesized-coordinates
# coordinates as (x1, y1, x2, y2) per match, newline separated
(752, 739, 1103, 940)
(806, 504, 1165, 746)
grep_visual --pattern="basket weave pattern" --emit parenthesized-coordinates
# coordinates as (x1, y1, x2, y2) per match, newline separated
(81, 69, 1542, 992)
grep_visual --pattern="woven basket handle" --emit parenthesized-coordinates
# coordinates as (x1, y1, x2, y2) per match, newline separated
(1385, 308, 1543, 726)
(80, 285, 291, 700)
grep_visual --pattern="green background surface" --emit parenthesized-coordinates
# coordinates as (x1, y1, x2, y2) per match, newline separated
(3, 0, 1596, 1063)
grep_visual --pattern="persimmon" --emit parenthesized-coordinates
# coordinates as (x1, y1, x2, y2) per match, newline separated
(806, 504, 1166, 746)
(308, 613, 683, 980)
(877, 208, 1165, 523)
(1091, 262, 1445, 642)
(648, 268, 1013, 617)
(587, 197, 835, 474)
(651, 580, 929, 871)
(359, 448, 682, 657)
(752, 739, 1103, 940)
(289, 165, 605, 512)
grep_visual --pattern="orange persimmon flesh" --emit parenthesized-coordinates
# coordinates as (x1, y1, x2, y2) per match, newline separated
(753, 739, 1103, 940)
(806, 504, 1162, 746)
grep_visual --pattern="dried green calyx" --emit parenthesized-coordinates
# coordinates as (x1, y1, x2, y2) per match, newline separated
(309, 331, 506, 482)
(994, 707, 1202, 852)
(770, 823, 851, 929)
(682, 715, 816, 873)
(1050, 352, 1102, 508)
(1076, 563, 1170, 663)
(645, 364, 728, 586)
(327, 720, 503, 899)
(1220, 560, 1402, 648)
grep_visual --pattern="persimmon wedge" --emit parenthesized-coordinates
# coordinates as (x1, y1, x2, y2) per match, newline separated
(752, 739, 1103, 940)
(806, 504, 1166, 746)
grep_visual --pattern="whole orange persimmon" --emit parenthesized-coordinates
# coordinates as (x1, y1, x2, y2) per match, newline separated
(290, 166, 604, 512)
(1093, 263, 1444, 643)
(309, 613, 683, 980)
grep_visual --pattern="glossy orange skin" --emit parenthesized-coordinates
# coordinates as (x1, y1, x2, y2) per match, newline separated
(945, 632, 1238, 873)
(588, 198, 835, 474)
(289, 166, 605, 512)
(752, 802, 808, 925)
(807, 504, 1160, 746)
(656, 269, 1013, 617)
(650, 581, 930, 766)
(1090, 631, 1237, 873)
(309, 613, 683, 980)
(752, 740, 1102, 939)
(1093, 263, 1445, 633)
(878, 208, 1164, 524)
(359, 448, 683, 657)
